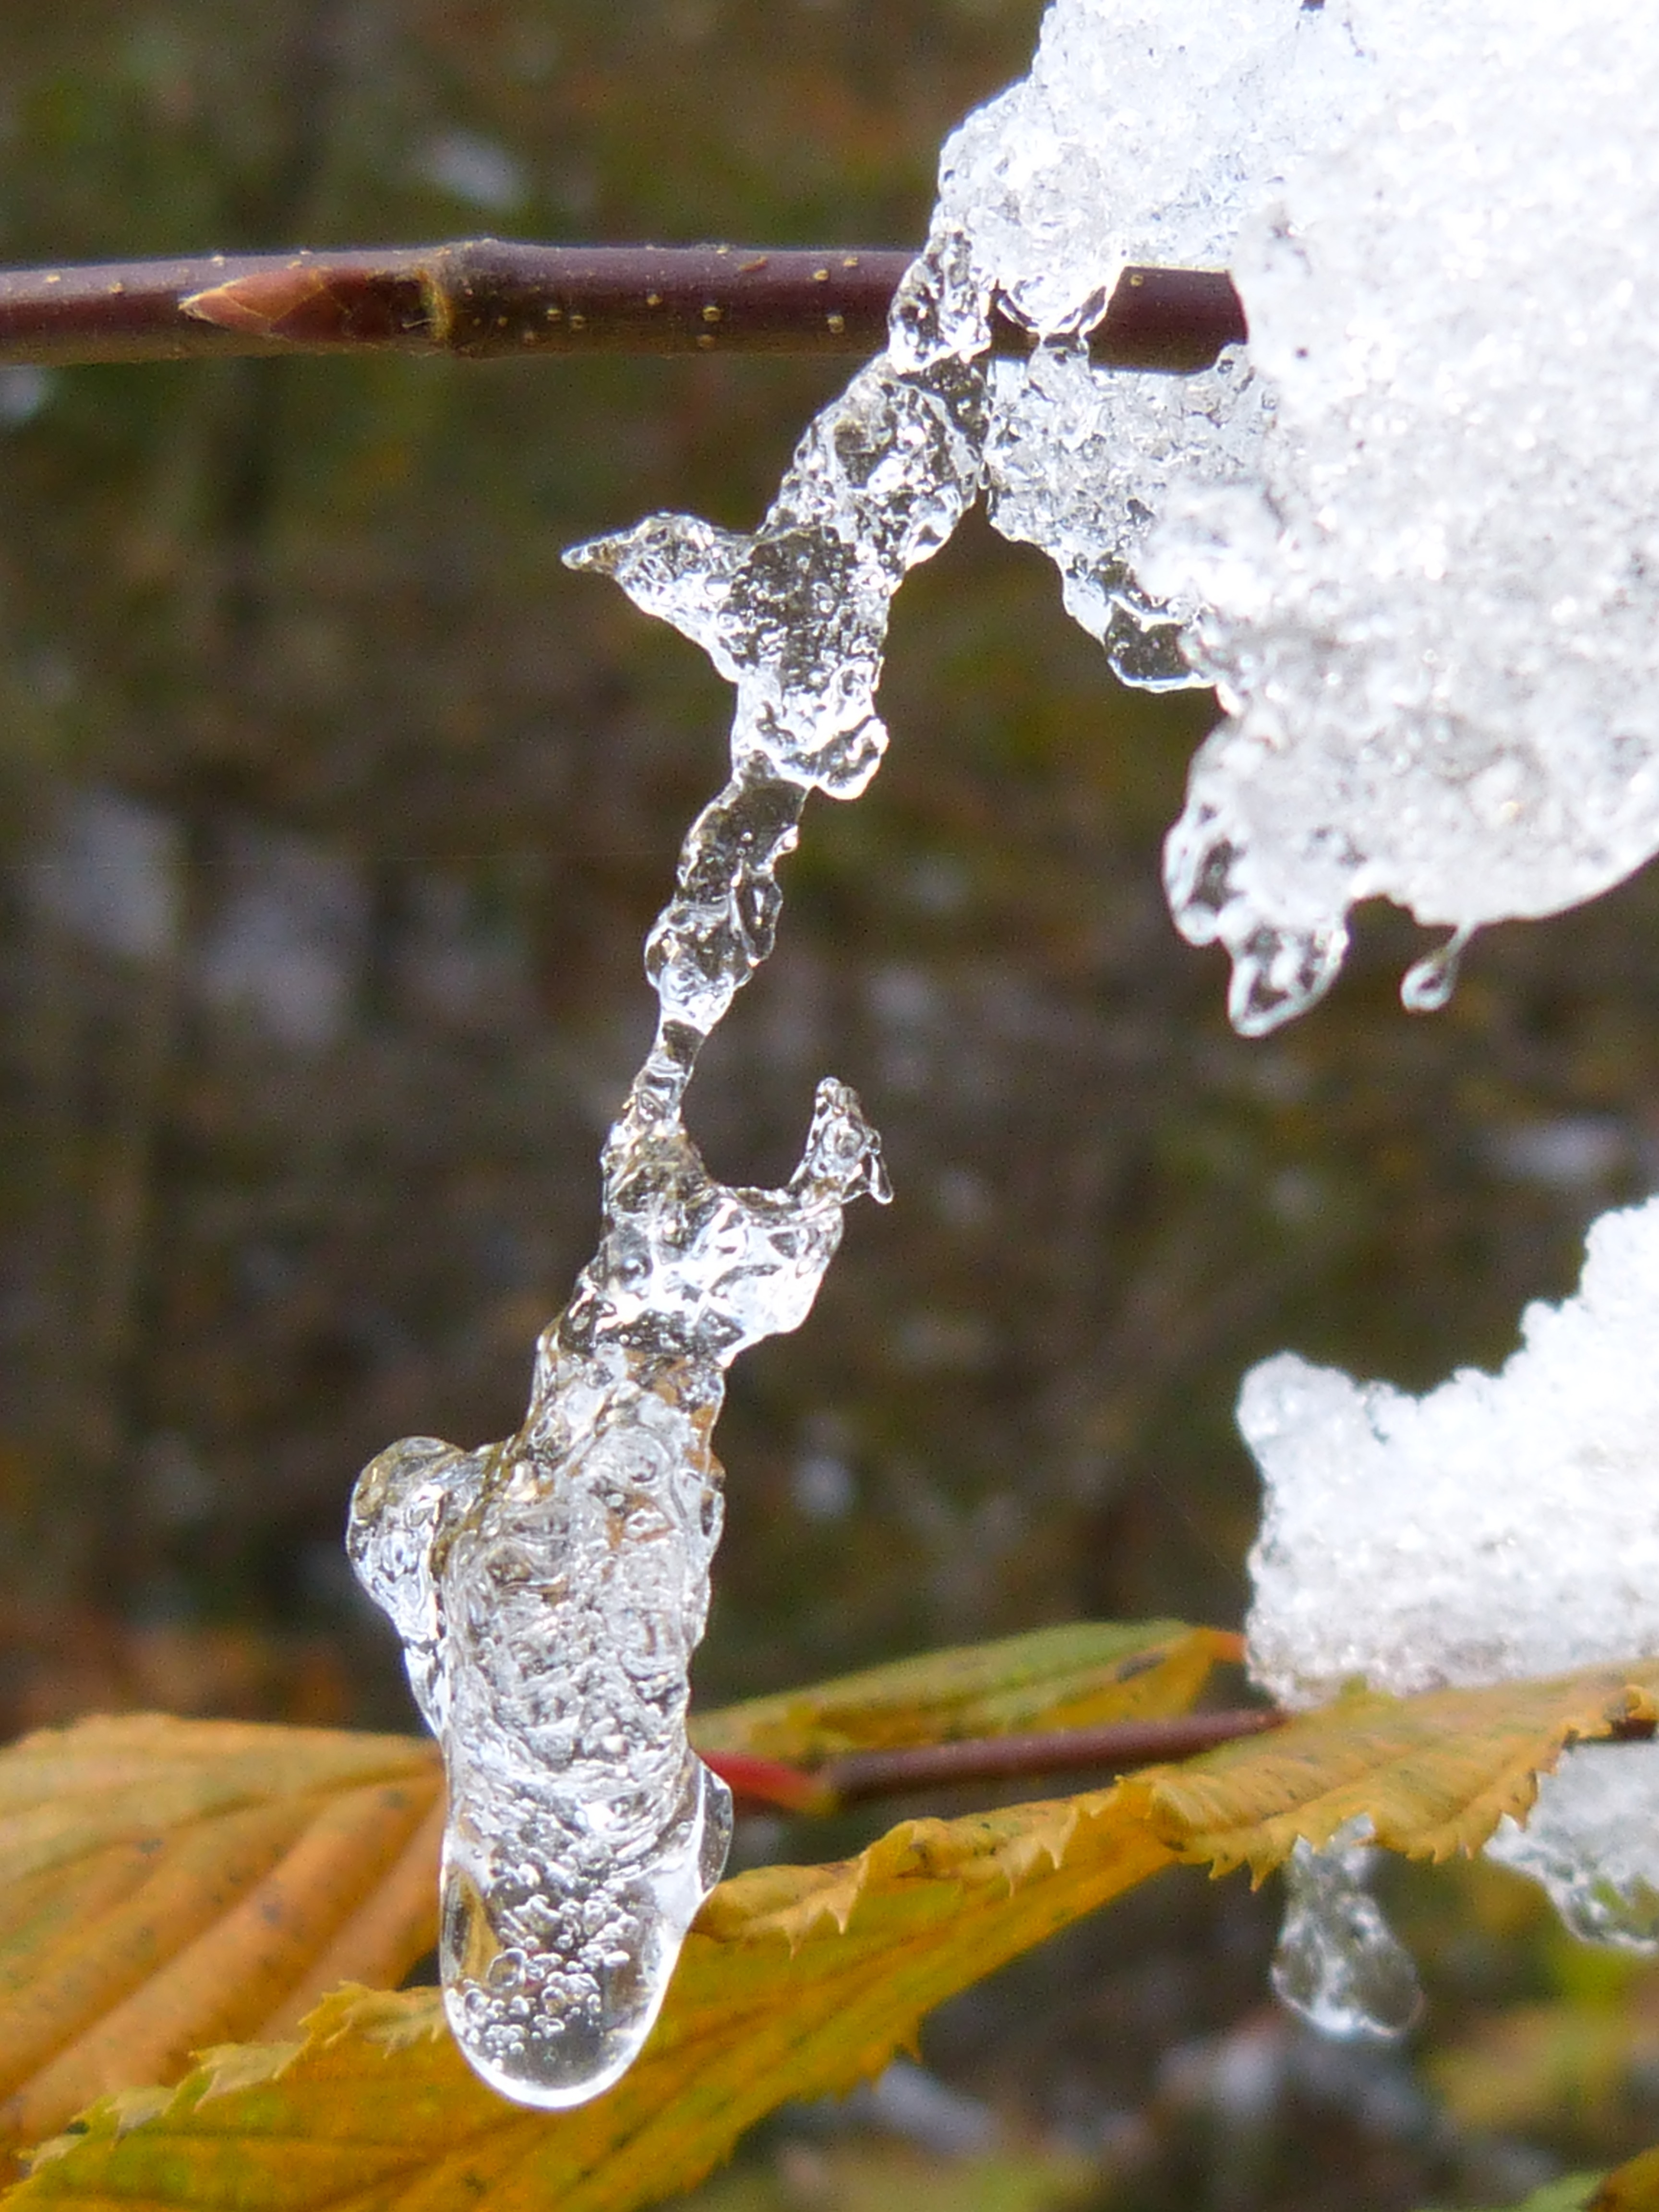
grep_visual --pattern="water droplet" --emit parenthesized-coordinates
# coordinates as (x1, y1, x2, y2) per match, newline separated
(1271, 1831, 1422, 2041)
(1400, 926, 1473, 1013)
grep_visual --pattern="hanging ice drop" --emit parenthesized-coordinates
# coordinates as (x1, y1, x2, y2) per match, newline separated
(350, 1077, 888, 2105)
(1271, 1829, 1422, 2041)
(1399, 928, 1472, 1016)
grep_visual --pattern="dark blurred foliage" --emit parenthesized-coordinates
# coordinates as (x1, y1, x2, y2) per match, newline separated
(4, 4, 1659, 2205)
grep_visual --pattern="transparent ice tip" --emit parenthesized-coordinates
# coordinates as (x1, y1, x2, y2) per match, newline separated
(349, 1081, 887, 2106)
(1272, 1831, 1423, 2042)
(1400, 928, 1473, 1016)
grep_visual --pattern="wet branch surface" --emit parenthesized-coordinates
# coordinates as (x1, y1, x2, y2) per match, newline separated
(0, 240, 1244, 372)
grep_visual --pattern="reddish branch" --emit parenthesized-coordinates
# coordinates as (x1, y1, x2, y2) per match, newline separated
(702, 1705, 1286, 1817)
(0, 240, 1244, 373)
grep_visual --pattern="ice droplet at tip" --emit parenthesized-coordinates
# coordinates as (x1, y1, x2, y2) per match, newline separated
(1400, 926, 1472, 1015)
(1272, 1830, 1422, 2042)
(350, 1083, 886, 2106)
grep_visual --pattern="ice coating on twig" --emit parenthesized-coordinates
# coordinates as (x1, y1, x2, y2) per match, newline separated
(894, 0, 1370, 363)
(895, 0, 1368, 696)
(1154, 3, 1659, 1030)
(1243, 1197, 1659, 1960)
(917, 1, 1659, 1037)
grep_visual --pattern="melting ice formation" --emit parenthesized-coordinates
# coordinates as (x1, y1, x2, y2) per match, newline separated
(352, 0, 1659, 2104)
(1154, 4, 1659, 1032)
(913, 0, 1659, 1035)
(349, 346, 979, 2105)
(350, 1078, 887, 2104)
(1244, 1197, 1659, 2028)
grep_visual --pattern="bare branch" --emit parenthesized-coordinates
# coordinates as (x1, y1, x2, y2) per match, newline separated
(0, 240, 1244, 373)
(701, 1706, 1285, 1816)
(820, 1707, 1284, 1804)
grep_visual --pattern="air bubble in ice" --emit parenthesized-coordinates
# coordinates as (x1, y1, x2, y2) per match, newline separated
(1273, 1829, 1421, 2040)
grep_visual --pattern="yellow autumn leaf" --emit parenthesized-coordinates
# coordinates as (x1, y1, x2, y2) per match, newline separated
(4, 1785, 1176, 2212)
(11, 1654, 1659, 2212)
(0, 1715, 441, 2159)
(0, 1618, 1227, 2163)
(690, 1620, 1240, 1763)
(1127, 1660, 1659, 1875)
(1595, 2146, 1659, 2210)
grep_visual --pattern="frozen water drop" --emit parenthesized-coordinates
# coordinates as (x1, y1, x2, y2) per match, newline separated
(350, 1081, 888, 2107)
(1487, 1744, 1659, 1955)
(1272, 1831, 1422, 2041)
(1399, 927, 1472, 1015)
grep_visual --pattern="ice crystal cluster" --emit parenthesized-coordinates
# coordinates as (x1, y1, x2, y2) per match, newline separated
(351, 0, 1659, 2106)
(1245, 1203, 1659, 1710)
(1156, 4, 1659, 1033)
(1244, 1200, 1659, 1997)
(900, 0, 1370, 696)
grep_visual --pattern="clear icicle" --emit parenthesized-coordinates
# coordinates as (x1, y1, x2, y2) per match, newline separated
(1486, 1744, 1659, 1955)
(348, 334, 980, 2101)
(349, 1078, 887, 2107)
(1272, 1829, 1422, 2041)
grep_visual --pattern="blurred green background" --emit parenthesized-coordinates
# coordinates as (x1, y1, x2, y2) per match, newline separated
(5, 4, 1659, 2206)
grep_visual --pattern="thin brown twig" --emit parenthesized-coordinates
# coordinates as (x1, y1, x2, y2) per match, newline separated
(699, 1705, 1286, 1816)
(821, 1707, 1285, 1804)
(0, 240, 1244, 373)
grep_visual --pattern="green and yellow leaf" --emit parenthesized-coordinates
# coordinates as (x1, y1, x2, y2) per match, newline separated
(1127, 1661, 1659, 1875)
(4, 1786, 1176, 2212)
(690, 1619, 1240, 1763)
(10, 1652, 1659, 2212)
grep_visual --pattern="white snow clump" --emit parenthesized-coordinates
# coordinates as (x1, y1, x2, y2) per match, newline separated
(1244, 1196, 1659, 1950)
(1153, 3, 1659, 1029)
